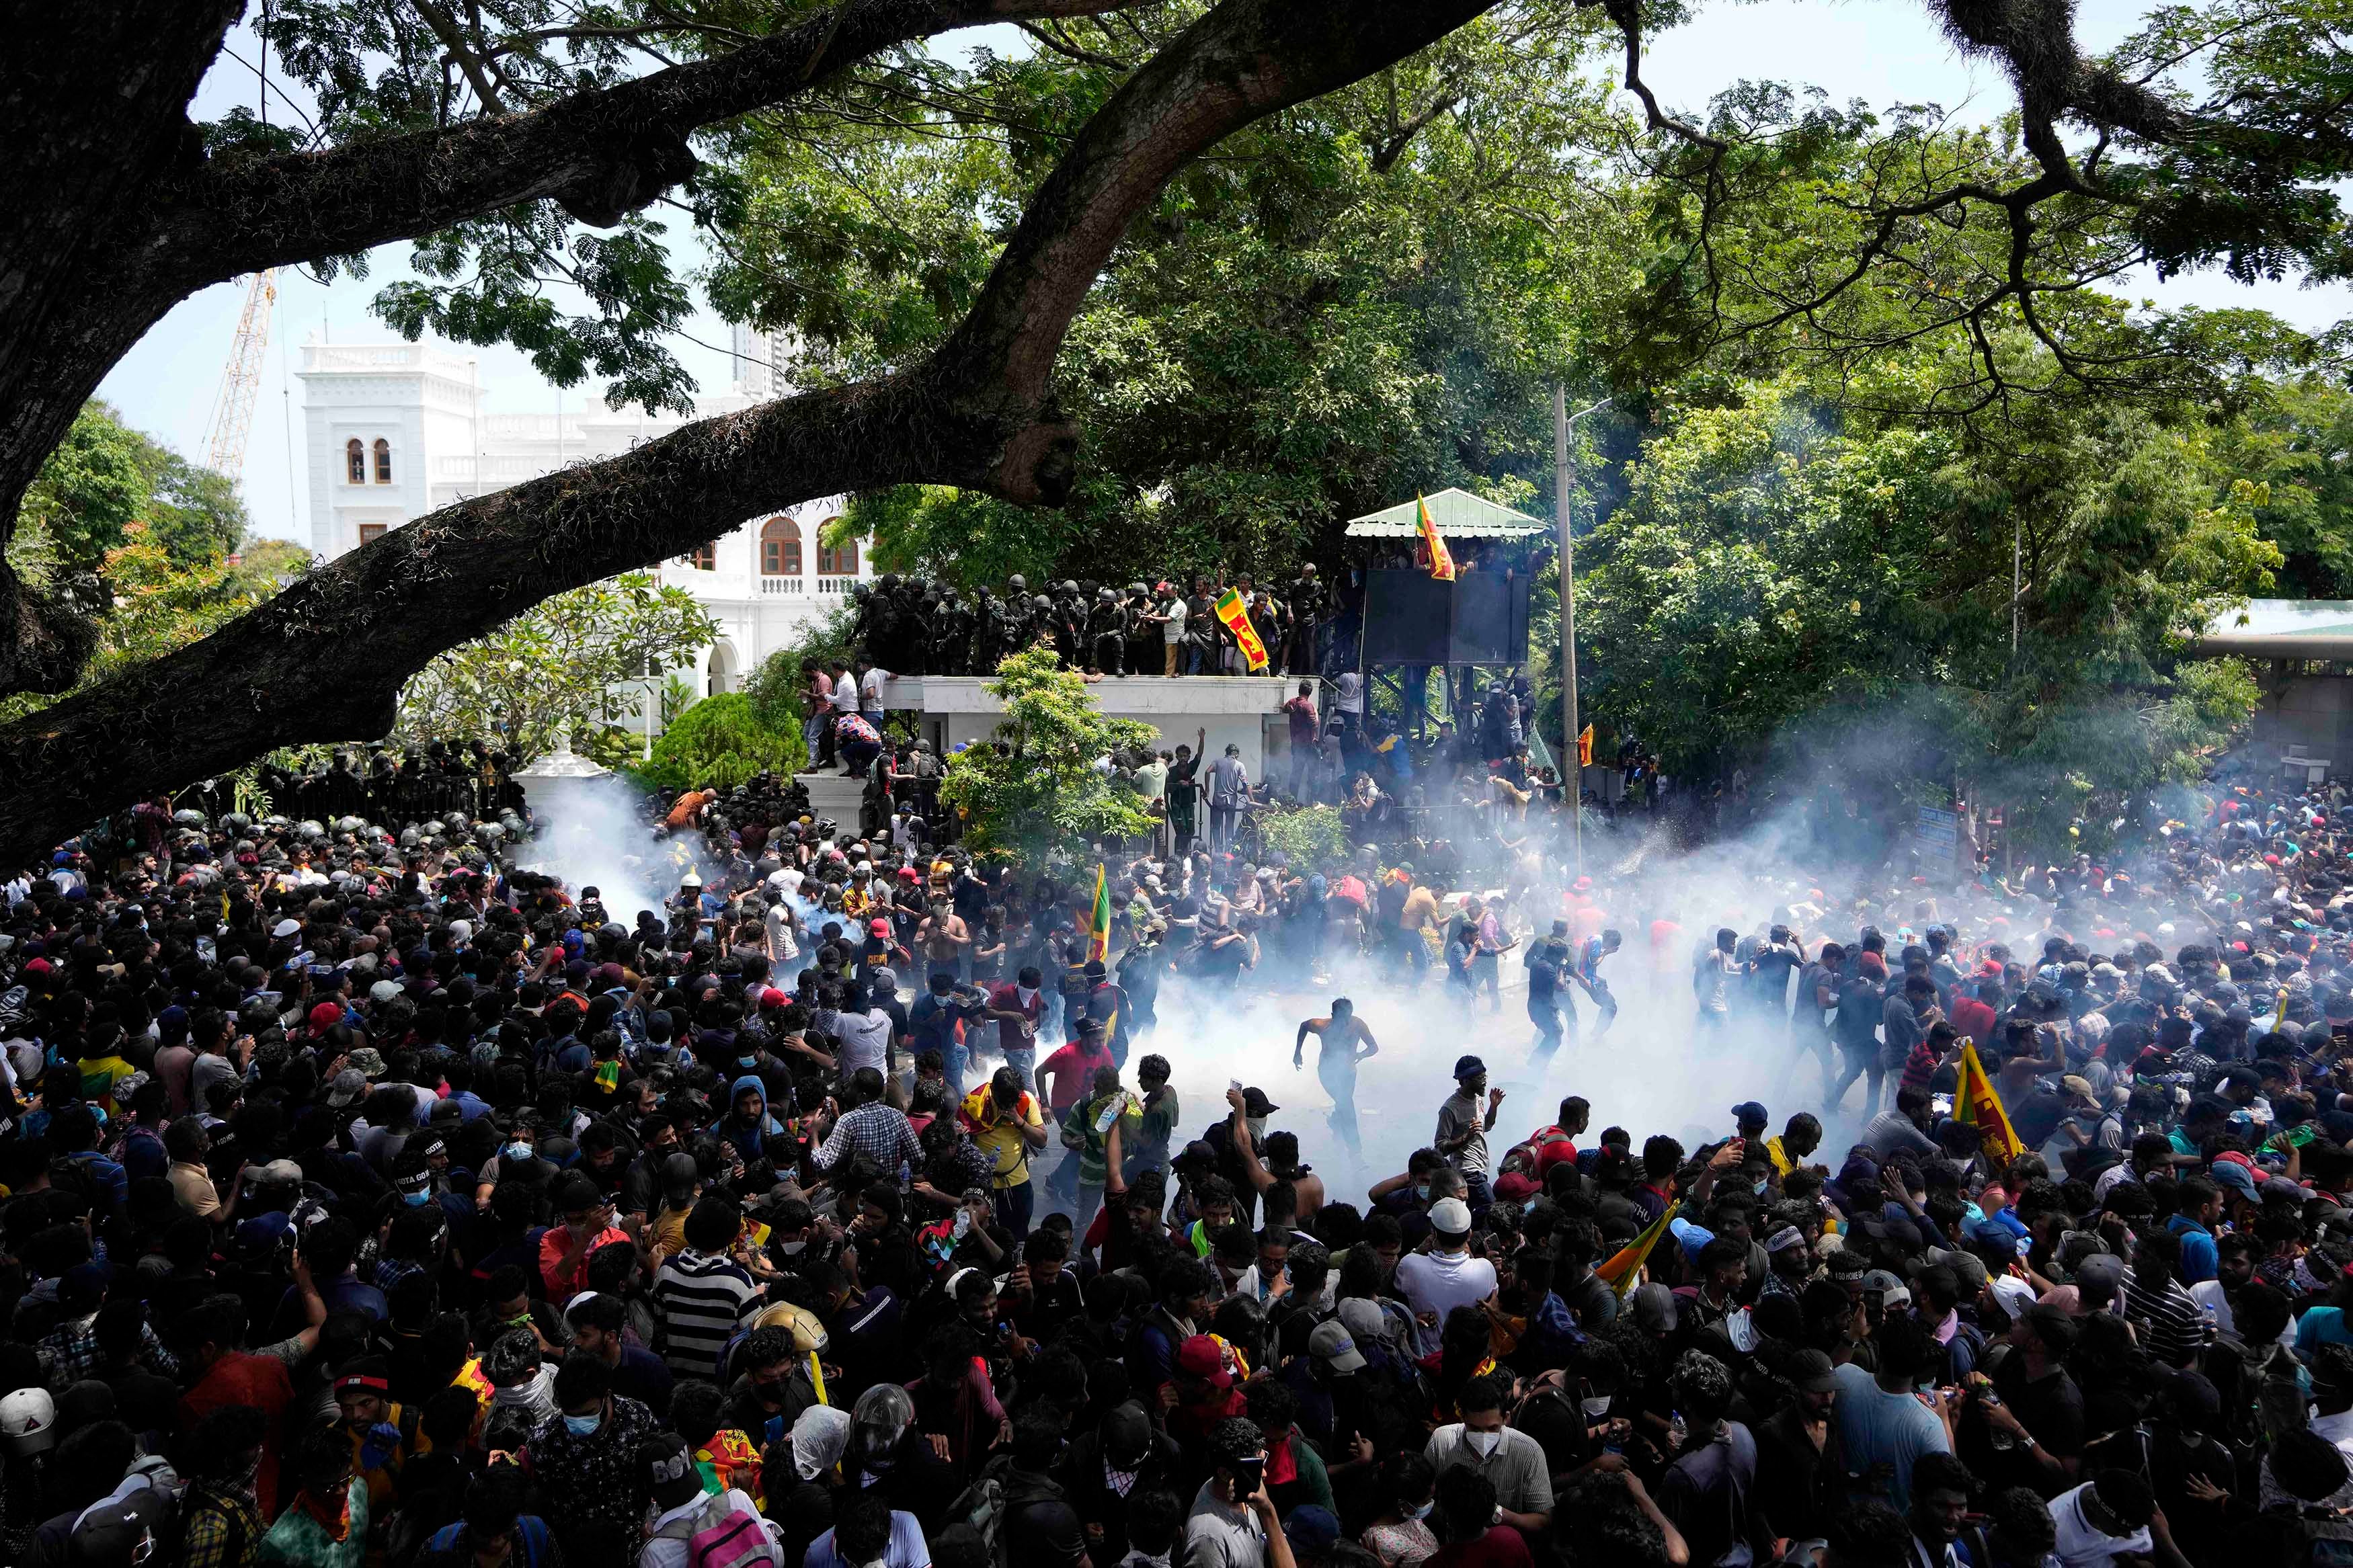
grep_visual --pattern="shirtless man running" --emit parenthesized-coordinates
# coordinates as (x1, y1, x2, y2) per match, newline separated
(1293, 998, 1380, 1157)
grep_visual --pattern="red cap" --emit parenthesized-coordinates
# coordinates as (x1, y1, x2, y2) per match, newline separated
(1175, 1334, 1231, 1387)
(308, 1001, 343, 1033)
(869, 918, 891, 938)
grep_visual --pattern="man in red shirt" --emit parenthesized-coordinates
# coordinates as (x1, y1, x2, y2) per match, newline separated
(986, 964, 1047, 1080)
(1036, 1016, 1114, 1117)
(1036, 1017, 1117, 1210)
(1949, 975, 2001, 1046)
(177, 1247, 327, 1515)
(539, 1173, 631, 1301)
(1516, 1095, 1590, 1182)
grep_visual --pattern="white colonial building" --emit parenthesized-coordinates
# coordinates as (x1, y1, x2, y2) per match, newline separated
(296, 326, 867, 698)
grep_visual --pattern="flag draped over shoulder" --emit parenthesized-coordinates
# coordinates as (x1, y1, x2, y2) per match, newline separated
(1213, 589, 1270, 671)
(1086, 862, 1111, 963)
(1417, 493, 1457, 581)
(1595, 1198, 1678, 1300)
(1954, 1041, 2024, 1163)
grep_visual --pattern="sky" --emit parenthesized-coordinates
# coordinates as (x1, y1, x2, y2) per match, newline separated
(99, 0, 2353, 545)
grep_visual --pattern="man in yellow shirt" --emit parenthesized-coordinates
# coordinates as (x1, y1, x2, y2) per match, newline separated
(1763, 1111, 1824, 1179)
(958, 1065, 1047, 1239)
(77, 1026, 137, 1114)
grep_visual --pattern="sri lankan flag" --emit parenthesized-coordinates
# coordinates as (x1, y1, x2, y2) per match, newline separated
(1213, 589, 1270, 672)
(1577, 725, 1594, 768)
(1086, 862, 1111, 963)
(1595, 1198, 1678, 1301)
(1954, 1041, 2024, 1163)
(1417, 493, 1457, 581)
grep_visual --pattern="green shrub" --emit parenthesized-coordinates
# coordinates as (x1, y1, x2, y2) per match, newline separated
(627, 692, 802, 793)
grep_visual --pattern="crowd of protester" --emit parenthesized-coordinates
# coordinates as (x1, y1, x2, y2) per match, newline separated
(3, 730, 2353, 1568)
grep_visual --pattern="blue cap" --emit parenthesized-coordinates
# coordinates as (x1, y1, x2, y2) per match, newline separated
(235, 1211, 292, 1258)
(1283, 1508, 1341, 1553)
(1453, 1055, 1486, 1079)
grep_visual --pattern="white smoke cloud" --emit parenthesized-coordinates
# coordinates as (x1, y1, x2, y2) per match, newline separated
(515, 774, 708, 929)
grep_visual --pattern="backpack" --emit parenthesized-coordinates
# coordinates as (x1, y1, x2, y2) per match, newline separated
(946, 1473, 1010, 1568)
(650, 1490, 781, 1568)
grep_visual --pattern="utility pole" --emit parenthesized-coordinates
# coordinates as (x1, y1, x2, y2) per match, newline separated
(1555, 384, 1610, 877)
(2011, 517, 2022, 657)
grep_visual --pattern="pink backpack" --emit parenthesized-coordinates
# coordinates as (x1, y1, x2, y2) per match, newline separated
(652, 1491, 779, 1568)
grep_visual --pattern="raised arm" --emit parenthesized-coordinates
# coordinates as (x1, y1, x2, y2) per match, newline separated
(1226, 1087, 1274, 1194)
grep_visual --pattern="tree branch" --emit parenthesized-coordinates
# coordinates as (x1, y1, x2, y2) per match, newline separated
(154, 0, 1156, 265)
(0, 0, 1497, 864)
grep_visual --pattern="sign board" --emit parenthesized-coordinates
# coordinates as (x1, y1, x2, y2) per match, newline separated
(1913, 805, 1958, 877)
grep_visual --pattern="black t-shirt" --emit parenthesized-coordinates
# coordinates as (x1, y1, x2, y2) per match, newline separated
(1966, 1350, 2084, 1497)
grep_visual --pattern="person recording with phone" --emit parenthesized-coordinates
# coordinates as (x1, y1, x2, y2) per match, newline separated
(1185, 1415, 1298, 1568)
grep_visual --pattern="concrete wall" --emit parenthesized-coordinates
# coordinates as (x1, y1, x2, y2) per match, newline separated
(882, 674, 1293, 777)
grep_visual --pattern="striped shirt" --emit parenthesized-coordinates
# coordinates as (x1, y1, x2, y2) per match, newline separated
(651, 1249, 760, 1380)
(2120, 1267, 2204, 1366)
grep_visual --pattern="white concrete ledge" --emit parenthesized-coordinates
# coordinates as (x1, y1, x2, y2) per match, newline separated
(880, 674, 1293, 715)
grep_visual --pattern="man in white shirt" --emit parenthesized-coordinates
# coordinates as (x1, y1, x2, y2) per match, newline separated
(1159, 585, 1188, 676)
(830, 999, 894, 1081)
(1392, 1197, 1495, 1356)
(859, 660, 889, 723)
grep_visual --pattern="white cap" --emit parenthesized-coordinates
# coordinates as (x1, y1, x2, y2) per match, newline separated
(271, 918, 301, 938)
(1, 1387, 56, 1455)
(1429, 1197, 1472, 1236)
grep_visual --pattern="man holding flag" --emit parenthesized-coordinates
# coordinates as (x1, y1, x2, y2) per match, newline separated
(1084, 862, 1112, 964)
(1953, 1040, 2026, 1164)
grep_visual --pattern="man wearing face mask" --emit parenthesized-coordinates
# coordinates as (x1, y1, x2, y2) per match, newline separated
(720, 1325, 821, 1451)
(988, 964, 1048, 1083)
(1421, 1372, 1554, 1539)
(520, 1350, 660, 1564)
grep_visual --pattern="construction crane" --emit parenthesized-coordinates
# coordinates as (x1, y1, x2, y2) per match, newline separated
(202, 268, 278, 479)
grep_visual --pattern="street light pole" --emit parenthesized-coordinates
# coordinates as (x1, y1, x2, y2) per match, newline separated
(1555, 384, 1611, 878)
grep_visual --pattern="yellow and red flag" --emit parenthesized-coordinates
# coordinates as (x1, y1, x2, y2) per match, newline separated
(1086, 862, 1112, 963)
(1954, 1041, 2024, 1163)
(1577, 725, 1594, 768)
(1595, 1198, 1678, 1300)
(1417, 493, 1457, 581)
(1213, 589, 1271, 672)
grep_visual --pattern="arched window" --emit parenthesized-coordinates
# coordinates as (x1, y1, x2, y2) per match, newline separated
(346, 439, 366, 485)
(686, 541, 717, 571)
(815, 521, 857, 577)
(372, 438, 393, 484)
(760, 515, 803, 576)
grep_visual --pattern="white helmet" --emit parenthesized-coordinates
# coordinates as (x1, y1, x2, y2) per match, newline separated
(1, 1385, 56, 1455)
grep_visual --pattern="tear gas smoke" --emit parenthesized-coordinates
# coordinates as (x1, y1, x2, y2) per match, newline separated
(516, 773, 707, 932)
(512, 752, 2225, 1200)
